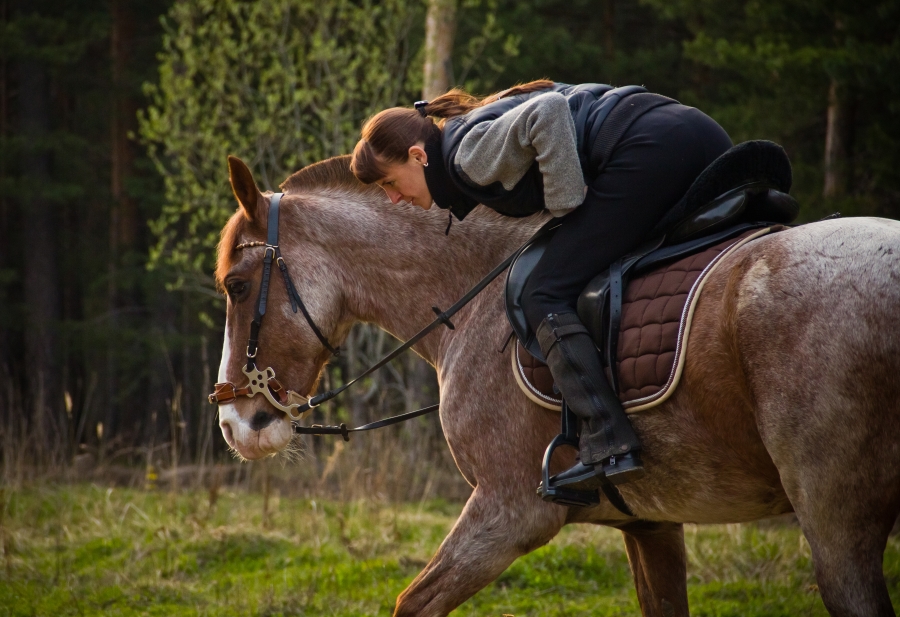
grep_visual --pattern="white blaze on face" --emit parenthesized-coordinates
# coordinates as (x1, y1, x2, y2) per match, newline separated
(217, 319, 243, 448)
(216, 317, 294, 459)
(218, 319, 233, 383)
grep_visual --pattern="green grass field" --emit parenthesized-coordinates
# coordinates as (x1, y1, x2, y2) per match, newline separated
(0, 483, 897, 616)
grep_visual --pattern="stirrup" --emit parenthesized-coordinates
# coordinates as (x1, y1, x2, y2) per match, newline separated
(536, 402, 600, 507)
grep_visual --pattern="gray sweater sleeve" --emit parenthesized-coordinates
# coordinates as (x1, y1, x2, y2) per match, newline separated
(455, 92, 586, 217)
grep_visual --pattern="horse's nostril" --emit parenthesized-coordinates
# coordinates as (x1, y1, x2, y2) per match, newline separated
(249, 410, 276, 432)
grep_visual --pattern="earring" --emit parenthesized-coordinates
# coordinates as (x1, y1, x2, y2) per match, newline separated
(423, 161, 429, 167)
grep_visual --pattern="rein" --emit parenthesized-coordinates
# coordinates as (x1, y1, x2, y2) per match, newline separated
(209, 192, 555, 438)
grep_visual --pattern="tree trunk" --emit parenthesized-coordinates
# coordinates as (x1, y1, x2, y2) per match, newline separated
(823, 78, 854, 198)
(0, 0, 9, 366)
(422, 0, 457, 100)
(106, 0, 138, 439)
(110, 0, 137, 253)
(17, 16, 62, 451)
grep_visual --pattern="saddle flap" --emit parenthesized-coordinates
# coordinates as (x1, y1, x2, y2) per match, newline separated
(505, 224, 559, 362)
(577, 222, 770, 350)
(506, 141, 797, 363)
(575, 236, 663, 360)
(514, 226, 785, 413)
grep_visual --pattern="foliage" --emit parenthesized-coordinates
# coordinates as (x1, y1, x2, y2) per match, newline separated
(140, 0, 422, 284)
(488, 0, 691, 99)
(487, 0, 900, 218)
(135, 0, 444, 484)
(2, 0, 899, 489)
(0, 0, 182, 466)
(452, 0, 522, 95)
(4, 485, 898, 615)
(640, 0, 900, 213)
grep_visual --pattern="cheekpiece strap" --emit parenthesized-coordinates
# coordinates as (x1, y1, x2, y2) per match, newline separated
(267, 192, 282, 246)
(247, 193, 282, 368)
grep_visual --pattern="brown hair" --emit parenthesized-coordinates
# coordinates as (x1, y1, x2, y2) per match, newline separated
(350, 79, 554, 184)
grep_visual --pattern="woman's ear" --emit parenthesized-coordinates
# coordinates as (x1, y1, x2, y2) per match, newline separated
(227, 155, 264, 222)
(408, 144, 428, 167)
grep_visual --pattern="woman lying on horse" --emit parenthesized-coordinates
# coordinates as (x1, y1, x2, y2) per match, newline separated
(350, 80, 733, 493)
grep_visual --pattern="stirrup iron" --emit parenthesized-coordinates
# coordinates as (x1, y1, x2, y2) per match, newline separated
(537, 402, 600, 507)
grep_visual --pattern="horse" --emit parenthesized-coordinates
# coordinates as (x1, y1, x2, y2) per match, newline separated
(214, 154, 900, 617)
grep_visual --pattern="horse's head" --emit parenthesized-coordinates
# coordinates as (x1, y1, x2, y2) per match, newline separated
(214, 156, 345, 460)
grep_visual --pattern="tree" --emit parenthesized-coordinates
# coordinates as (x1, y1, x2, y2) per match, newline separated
(642, 0, 900, 212)
(17, 6, 61, 445)
(140, 0, 433, 463)
(141, 0, 420, 283)
(423, 0, 457, 100)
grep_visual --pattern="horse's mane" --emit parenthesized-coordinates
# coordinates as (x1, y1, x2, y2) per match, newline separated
(279, 154, 380, 196)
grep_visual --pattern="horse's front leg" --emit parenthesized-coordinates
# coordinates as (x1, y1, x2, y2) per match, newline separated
(394, 484, 565, 617)
(617, 520, 689, 617)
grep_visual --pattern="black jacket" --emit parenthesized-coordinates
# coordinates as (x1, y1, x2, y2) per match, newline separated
(423, 83, 657, 221)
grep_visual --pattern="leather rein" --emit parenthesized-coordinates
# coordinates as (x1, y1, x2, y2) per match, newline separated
(208, 192, 553, 439)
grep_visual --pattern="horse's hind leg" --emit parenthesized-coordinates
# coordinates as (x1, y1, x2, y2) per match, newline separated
(755, 370, 900, 615)
(617, 520, 689, 617)
(785, 469, 898, 617)
(735, 222, 900, 616)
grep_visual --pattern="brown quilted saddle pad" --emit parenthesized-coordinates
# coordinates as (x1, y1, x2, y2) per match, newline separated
(513, 227, 778, 412)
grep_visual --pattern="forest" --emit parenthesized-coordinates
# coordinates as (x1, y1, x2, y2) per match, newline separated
(0, 0, 898, 487)
(1, 1, 899, 615)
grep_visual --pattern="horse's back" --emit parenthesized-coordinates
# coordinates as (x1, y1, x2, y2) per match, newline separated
(732, 217, 900, 428)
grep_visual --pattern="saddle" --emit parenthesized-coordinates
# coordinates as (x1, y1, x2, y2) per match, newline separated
(505, 140, 799, 411)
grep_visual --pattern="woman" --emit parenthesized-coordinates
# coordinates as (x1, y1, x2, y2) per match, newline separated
(350, 80, 733, 493)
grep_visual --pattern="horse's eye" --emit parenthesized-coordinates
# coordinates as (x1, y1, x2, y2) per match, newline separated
(227, 281, 248, 298)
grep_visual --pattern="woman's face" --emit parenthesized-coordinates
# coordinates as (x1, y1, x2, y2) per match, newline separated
(376, 143, 433, 209)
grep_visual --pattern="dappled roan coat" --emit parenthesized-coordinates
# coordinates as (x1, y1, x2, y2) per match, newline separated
(214, 154, 900, 617)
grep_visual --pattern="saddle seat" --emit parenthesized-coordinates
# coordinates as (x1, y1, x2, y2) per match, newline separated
(505, 140, 798, 411)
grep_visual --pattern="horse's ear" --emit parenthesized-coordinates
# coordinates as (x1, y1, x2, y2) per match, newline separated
(227, 155, 264, 221)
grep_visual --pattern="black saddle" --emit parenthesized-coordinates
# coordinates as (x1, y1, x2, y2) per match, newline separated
(505, 140, 799, 364)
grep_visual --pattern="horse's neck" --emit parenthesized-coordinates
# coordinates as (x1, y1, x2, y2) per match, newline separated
(303, 193, 538, 364)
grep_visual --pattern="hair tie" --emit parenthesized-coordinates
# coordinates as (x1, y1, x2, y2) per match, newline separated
(414, 100, 429, 117)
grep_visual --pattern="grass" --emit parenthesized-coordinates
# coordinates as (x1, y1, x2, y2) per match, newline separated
(0, 483, 897, 616)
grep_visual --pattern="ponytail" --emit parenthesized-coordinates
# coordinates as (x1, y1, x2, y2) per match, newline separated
(350, 79, 555, 184)
(423, 79, 555, 119)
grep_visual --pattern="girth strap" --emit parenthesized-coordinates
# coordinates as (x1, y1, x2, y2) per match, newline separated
(600, 482, 635, 518)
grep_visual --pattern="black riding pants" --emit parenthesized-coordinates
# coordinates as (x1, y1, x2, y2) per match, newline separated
(522, 103, 733, 332)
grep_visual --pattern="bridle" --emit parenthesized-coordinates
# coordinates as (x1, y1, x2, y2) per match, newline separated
(204, 197, 631, 512)
(208, 191, 557, 436)
(208, 193, 338, 421)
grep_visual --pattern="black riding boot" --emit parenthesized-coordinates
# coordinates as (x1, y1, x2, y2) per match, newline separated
(536, 312, 644, 488)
